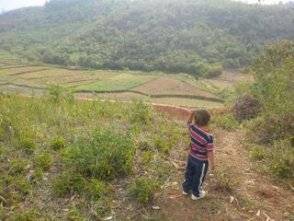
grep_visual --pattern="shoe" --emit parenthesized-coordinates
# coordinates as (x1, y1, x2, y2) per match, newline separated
(191, 190, 206, 200)
(182, 190, 189, 195)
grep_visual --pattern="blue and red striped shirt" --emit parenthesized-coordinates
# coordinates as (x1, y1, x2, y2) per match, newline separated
(188, 123, 214, 161)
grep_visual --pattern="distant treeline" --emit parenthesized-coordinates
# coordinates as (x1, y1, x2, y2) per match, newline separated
(0, 0, 293, 76)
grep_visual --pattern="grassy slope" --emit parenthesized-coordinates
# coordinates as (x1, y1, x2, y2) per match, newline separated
(0, 94, 184, 220)
(0, 94, 293, 220)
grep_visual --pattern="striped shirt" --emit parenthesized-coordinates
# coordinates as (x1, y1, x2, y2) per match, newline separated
(188, 123, 214, 161)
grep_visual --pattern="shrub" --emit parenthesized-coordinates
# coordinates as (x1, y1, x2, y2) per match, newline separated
(50, 137, 66, 150)
(48, 85, 64, 103)
(213, 114, 239, 131)
(204, 64, 223, 78)
(128, 177, 159, 204)
(129, 100, 152, 125)
(246, 113, 294, 144)
(12, 176, 32, 196)
(213, 170, 236, 193)
(62, 129, 135, 180)
(249, 146, 266, 161)
(18, 136, 36, 153)
(52, 171, 86, 197)
(34, 152, 53, 171)
(268, 139, 294, 179)
(141, 151, 154, 166)
(233, 94, 261, 121)
(9, 159, 29, 175)
(85, 179, 108, 200)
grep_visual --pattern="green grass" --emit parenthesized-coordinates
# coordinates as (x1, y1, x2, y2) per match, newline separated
(212, 113, 239, 131)
(76, 73, 157, 91)
(0, 93, 183, 219)
(128, 177, 159, 204)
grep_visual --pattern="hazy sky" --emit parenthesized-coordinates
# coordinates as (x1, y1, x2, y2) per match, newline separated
(0, 0, 47, 12)
(0, 0, 293, 12)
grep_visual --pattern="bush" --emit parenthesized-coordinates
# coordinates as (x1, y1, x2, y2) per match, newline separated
(247, 113, 294, 144)
(52, 172, 86, 197)
(204, 64, 223, 78)
(62, 129, 135, 180)
(12, 176, 32, 196)
(34, 152, 53, 171)
(85, 179, 108, 200)
(50, 137, 66, 150)
(128, 177, 159, 204)
(18, 136, 36, 153)
(268, 139, 294, 179)
(213, 169, 236, 193)
(213, 114, 239, 131)
(233, 94, 261, 122)
(48, 85, 64, 103)
(249, 146, 266, 161)
(129, 100, 152, 125)
(9, 159, 29, 175)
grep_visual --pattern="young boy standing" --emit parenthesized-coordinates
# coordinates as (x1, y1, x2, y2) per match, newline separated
(182, 109, 215, 200)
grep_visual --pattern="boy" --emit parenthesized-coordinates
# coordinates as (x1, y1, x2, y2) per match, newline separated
(182, 109, 215, 200)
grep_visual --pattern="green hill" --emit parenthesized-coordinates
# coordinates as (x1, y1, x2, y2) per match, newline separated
(0, 0, 293, 75)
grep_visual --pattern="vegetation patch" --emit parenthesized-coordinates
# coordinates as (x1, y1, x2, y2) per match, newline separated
(212, 113, 239, 131)
(62, 128, 135, 180)
(128, 177, 159, 204)
(76, 73, 156, 92)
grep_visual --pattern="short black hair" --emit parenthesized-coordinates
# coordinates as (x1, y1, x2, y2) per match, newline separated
(194, 109, 211, 127)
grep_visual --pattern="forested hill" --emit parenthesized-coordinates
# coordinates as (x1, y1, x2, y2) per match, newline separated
(0, 0, 293, 76)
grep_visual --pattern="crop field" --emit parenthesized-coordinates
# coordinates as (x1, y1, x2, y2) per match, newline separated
(0, 55, 250, 108)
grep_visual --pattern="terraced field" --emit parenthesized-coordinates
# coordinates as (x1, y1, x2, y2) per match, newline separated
(0, 54, 250, 108)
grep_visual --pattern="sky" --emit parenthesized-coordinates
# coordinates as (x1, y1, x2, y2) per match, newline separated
(0, 0, 47, 12)
(0, 0, 293, 12)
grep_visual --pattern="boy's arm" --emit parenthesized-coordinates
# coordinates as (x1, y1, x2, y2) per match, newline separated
(207, 151, 215, 171)
(187, 110, 195, 125)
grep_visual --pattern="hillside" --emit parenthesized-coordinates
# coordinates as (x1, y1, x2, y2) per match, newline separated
(0, 95, 293, 220)
(0, 0, 293, 75)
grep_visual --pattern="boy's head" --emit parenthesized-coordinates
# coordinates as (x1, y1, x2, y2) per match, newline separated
(194, 109, 211, 127)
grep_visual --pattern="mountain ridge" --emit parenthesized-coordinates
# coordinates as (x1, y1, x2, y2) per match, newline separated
(0, 0, 293, 75)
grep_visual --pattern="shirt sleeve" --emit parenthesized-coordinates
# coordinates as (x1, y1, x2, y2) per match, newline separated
(206, 135, 214, 152)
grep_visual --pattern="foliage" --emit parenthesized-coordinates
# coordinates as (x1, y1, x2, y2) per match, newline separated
(128, 177, 159, 204)
(129, 100, 153, 125)
(62, 128, 135, 180)
(213, 169, 236, 193)
(213, 114, 239, 131)
(34, 152, 53, 171)
(242, 41, 294, 179)
(0, 92, 183, 219)
(268, 139, 294, 179)
(249, 145, 266, 161)
(233, 94, 261, 122)
(0, 0, 293, 75)
(50, 136, 66, 151)
(85, 179, 109, 200)
(246, 113, 294, 144)
(53, 171, 86, 197)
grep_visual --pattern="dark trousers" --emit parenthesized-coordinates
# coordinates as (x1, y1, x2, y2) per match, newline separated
(182, 155, 209, 197)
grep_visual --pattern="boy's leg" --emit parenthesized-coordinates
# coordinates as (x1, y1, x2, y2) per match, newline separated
(199, 161, 209, 192)
(182, 157, 194, 194)
(191, 161, 205, 197)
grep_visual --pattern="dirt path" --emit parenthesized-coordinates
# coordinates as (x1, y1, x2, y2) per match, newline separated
(148, 114, 294, 221)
